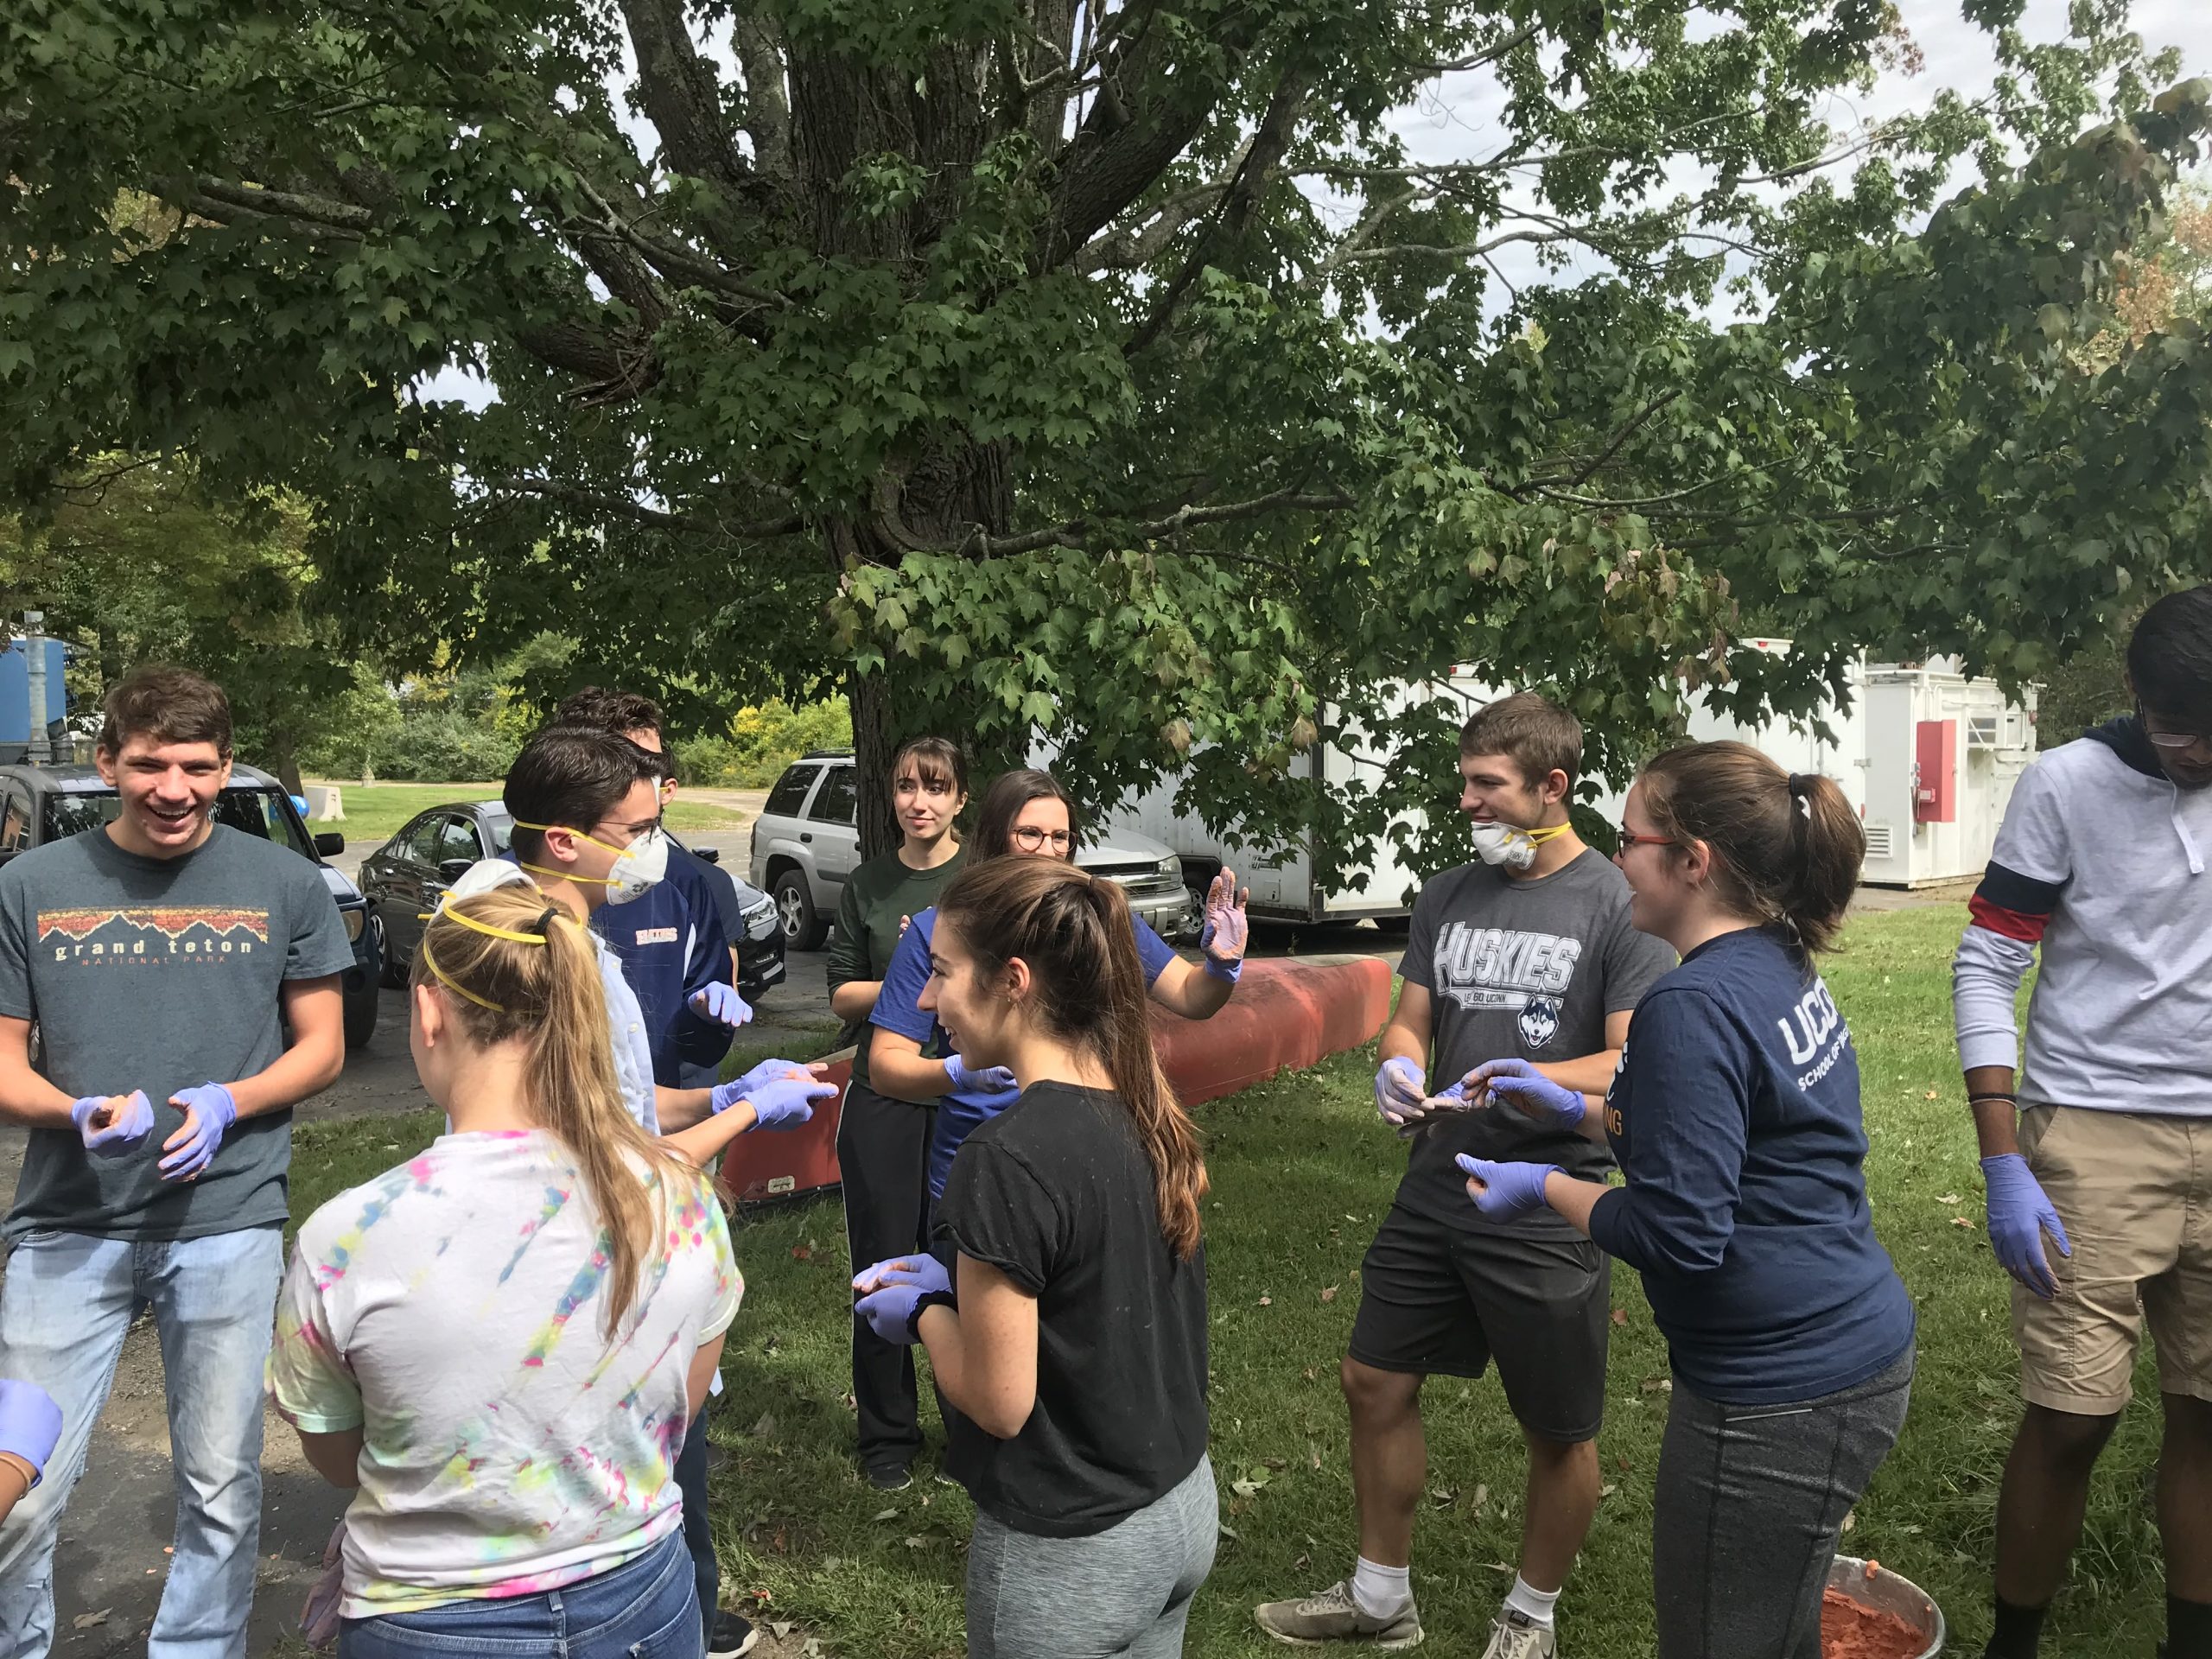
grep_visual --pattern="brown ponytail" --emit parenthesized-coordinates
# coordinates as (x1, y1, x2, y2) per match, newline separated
(1637, 740, 1864, 954)
(938, 857, 1209, 1258)
(413, 887, 698, 1336)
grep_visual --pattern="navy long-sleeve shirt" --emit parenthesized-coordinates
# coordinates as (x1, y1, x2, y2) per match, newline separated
(1588, 926, 1914, 1404)
(592, 874, 730, 1087)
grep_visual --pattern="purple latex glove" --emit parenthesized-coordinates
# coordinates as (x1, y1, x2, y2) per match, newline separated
(72, 1091, 153, 1160)
(0, 1379, 63, 1488)
(944, 1053, 1017, 1094)
(728, 1057, 826, 1100)
(1374, 1057, 1427, 1126)
(1200, 869, 1249, 982)
(1456, 1154, 1560, 1221)
(713, 1074, 837, 1130)
(1981, 1154, 2073, 1300)
(300, 1520, 346, 1648)
(852, 1253, 954, 1344)
(1465, 1058, 1586, 1129)
(160, 1083, 238, 1181)
(689, 982, 753, 1028)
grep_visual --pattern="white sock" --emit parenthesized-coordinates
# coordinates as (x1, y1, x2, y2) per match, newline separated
(1503, 1575, 1561, 1628)
(1351, 1557, 1411, 1619)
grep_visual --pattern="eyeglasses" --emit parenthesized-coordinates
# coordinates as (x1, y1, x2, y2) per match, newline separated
(2140, 716, 2212, 753)
(1009, 826, 1074, 853)
(1616, 828, 1674, 851)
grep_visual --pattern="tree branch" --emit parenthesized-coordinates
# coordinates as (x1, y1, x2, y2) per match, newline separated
(1564, 388, 1681, 487)
(485, 476, 806, 540)
(935, 485, 1355, 558)
(1414, 24, 1538, 75)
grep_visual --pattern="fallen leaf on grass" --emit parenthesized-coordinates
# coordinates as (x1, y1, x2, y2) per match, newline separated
(1599, 1483, 1618, 1498)
(772, 1622, 795, 1638)
(73, 1612, 109, 1630)
(1610, 1308, 1628, 1326)
(790, 1244, 812, 1261)
(1936, 1193, 1961, 1205)
(1258, 1294, 1273, 1306)
(1840, 1510, 1856, 1533)
(748, 1412, 777, 1440)
(872, 1508, 899, 1522)
(1951, 1217, 1978, 1230)
(1319, 1285, 1338, 1304)
(904, 1535, 926, 1549)
(1923, 1090, 1939, 1100)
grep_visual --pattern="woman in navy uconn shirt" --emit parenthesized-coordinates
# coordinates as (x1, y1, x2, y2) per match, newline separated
(1456, 741, 1915, 1659)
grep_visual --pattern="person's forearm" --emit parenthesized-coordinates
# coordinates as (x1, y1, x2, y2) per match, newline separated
(0, 1059, 75, 1128)
(1541, 1172, 1605, 1238)
(915, 1302, 1028, 1434)
(1378, 1020, 1427, 1071)
(1967, 1066, 2023, 1158)
(873, 1046, 954, 1103)
(1536, 1048, 1621, 1097)
(656, 1084, 714, 1132)
(660, 1103, 758, 1166)
(0, 1453, 33, 1522)
(226, 1031, 344, 1120)
(830, 981, 882, 1023)
(296, 1428, 365, 1490)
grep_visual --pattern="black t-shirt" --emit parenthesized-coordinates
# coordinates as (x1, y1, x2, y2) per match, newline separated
(932, 1081, 1210, 1537)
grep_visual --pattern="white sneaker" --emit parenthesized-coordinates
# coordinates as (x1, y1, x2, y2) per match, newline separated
(1480, 1608, 1556, 1659)
(1253, 1579, 1424, 1649)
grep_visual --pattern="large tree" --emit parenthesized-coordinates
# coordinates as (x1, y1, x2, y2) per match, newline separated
(1, 0, 2206, 884)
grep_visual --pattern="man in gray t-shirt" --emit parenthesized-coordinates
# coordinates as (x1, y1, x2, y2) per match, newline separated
(1256, 694, 1673, 1659)
(0, 669, 352, 1658)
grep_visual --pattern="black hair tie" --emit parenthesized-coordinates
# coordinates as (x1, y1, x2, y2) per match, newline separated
(1787, 773, 1813, 800)
(531, 905, 562, 938)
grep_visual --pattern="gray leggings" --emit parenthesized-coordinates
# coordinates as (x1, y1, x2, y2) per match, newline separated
(965, 1457, 1217, 1659)
(1653, 1347, 1915, 1659)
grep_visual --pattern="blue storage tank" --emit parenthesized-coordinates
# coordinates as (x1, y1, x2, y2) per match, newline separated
(1, 639, 73, 762)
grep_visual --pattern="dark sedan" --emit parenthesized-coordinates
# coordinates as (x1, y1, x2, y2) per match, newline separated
(358, 801, 784, 1000)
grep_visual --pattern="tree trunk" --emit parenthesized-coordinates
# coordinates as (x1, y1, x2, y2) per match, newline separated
(268, 726, 304, 795)
(848, 671, 901, 861)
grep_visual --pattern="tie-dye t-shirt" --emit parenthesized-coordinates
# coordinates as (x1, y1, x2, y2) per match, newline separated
(266, 1129, 741, 1617)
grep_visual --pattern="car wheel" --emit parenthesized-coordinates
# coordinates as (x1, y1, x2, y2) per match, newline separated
(344, 977, 379, 1049)
(371, 908, 405, 988)
(773, 871, 827, 951)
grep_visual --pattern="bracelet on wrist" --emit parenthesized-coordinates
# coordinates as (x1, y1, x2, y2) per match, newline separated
(1967, 1092, 2018, 1106)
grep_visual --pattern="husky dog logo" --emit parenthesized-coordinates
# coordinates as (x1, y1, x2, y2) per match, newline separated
(1519, 995, 1561, 1050)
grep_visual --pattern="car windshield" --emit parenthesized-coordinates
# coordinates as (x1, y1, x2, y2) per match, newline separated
(44, 787, 318, 860)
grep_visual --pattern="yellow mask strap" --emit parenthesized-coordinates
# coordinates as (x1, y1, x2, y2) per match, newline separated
(419, 937, 506, 1014)
(1525, 822, 1574, 844)
(510, 818, 624, 887)
(438, 907, 561, 946)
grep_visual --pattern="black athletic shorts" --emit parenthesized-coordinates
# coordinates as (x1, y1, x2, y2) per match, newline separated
(1348, 1203, 1611, 1443)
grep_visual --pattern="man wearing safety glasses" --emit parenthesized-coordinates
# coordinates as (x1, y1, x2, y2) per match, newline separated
(1954, 585, 2212, 1659)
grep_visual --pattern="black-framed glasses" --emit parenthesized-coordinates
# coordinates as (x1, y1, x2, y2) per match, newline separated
(1009, 826, 1074, 852)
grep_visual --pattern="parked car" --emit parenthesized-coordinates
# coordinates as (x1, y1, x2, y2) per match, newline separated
(0, 762, 383, 1048)
(748, 751, 1202, 950)
(359, 800, 785, 1000)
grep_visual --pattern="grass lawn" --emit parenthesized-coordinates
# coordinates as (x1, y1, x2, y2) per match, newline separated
(288, 906, 2171, 1658)
(300, 780, 750, 850)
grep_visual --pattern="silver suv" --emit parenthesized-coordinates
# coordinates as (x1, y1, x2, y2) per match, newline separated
(748, 752, 1201, 950)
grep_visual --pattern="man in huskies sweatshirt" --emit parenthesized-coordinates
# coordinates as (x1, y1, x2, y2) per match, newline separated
(1954, 586, 2212, 1659)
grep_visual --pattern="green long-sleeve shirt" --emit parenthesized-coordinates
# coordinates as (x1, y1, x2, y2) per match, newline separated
(829, 844, 966, 1090)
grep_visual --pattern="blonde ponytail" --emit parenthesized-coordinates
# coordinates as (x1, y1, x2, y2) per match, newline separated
(415, 888, 696, 1334)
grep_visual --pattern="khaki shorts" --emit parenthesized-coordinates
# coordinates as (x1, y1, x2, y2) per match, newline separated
(2014, 1105, 2212, 1414)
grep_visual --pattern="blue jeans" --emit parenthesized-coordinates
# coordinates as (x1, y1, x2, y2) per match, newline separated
(338, 1529, 702, 1659)
(0, 1225, 284, 1659)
